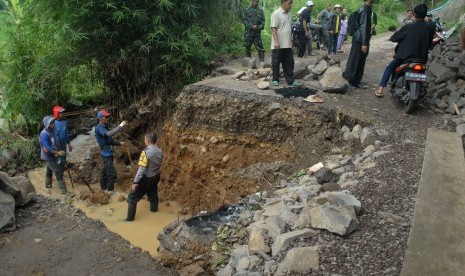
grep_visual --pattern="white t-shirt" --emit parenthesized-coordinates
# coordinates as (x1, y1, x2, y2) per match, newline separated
(270, 7, 293, 49)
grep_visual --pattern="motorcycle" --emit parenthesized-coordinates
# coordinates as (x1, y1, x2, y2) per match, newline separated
(291, 21, 324, 53)
(291, 20, 301, 54)
(390, 60, 427, 114)
(432, 17, 447, 49)
(310, 24, 324, 50)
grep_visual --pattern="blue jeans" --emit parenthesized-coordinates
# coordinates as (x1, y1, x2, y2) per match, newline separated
(328, 33, 338, 54)
(380, 59, 402, 87)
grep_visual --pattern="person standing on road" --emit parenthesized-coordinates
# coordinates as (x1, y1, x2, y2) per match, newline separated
(243, 0, 266, 68)
(40, 116, 68, 194)
(337, 8, 348, 53)
(403, 9, 414, 25)
(126, 133, 164, 221)
(342, 0, 374, 89)
(270, 0, 299, 87)
(328, 4, 342, 55)
(298, 1, 315, 57)
(306, 1, 320, 56)
(95, 109, 128, 194)
(317, 3, 332, 50)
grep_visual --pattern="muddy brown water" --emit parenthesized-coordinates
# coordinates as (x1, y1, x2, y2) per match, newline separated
(27, 167, 187, 256)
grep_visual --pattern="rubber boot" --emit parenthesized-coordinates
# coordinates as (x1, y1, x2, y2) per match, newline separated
(57, 180, 68, 194)
(126, 202, 137, 221)
(45, 177, 52, 194)
(246, 49, 251, 58)
(258, 52, 265, 63)
(150, 199, 159, 212)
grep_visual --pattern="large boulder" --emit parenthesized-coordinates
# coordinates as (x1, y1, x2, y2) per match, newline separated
(310, 204, 359, 236)
(360, 127, 377, 147)
(271, 228, 315, 256)
(0, 171, 20, 197)
(311, 60, 329, 75)
(11, 176, 36, 206)
(0, 190, 16, 233)
(275, 246, 320, 275)
(294, 60, 309, 79)
(242, 57, 257, 69)
(322, 66, 342, 77)
(313, 191, 361, 214)
(319, 71, 349, 94)
(314, 168, 340, 184)
(248, 227, 270, 254)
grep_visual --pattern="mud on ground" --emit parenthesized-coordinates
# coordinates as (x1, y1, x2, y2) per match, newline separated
(0, 195, 176, 276)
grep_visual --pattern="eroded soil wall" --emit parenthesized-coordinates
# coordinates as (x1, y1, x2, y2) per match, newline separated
(158, 84, 360, 211)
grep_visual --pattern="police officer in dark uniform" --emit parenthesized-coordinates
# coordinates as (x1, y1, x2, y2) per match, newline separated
(243, 0, 265, 68)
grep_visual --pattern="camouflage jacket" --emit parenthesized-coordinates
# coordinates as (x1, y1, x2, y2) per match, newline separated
(243, 6, 265, 32)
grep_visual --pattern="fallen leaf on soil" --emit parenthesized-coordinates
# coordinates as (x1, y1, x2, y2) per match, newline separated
(33, 238, 42, 243)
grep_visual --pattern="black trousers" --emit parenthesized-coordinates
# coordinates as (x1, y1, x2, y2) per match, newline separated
(343, 41, 369, 85)
(298, 34, 307, 57)
(100, 156, 117, 191)
(127, 174, 160, 210)
(272, 48, 295, 85)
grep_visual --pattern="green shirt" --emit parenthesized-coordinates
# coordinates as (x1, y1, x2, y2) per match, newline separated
(243, 5, 265, 31)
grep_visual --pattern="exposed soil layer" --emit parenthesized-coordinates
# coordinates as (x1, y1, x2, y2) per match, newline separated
(157, 85, 367, 212)
(0, 196, 176, 276)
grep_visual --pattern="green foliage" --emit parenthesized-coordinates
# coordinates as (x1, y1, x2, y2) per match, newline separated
(0, 129, 40, 169)
(0, 0, 248, 134)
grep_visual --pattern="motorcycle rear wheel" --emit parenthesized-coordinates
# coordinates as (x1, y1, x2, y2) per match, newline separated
(405, 98, 417, 114)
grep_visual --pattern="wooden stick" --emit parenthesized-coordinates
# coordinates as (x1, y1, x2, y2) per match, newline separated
(126, 148, 133, 165)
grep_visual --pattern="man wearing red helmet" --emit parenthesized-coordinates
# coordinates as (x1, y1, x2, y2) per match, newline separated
(95, 109, 128, 194)
(43, 106, 72, 193)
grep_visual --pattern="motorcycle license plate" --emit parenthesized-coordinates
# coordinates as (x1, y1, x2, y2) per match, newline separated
(405, 72, 427, 82)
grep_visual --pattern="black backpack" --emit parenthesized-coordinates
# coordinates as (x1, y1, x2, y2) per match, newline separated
(347, 10, 359, 36)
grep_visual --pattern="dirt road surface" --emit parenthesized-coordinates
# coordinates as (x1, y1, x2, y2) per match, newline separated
(0, 195, 176, 276)
(0, 32, 456, 276)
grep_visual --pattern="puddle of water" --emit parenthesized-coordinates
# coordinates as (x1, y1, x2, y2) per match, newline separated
(28, 167, 186, 256)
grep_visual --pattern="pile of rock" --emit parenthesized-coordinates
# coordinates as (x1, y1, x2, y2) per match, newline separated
(215, 126, 391, 275)
(0, 171, 36, 233)
(231, 56, 349, 92)
(0, 148, 22, 176)
(426, 35, 465, 114)
(304, 55, 349, 94)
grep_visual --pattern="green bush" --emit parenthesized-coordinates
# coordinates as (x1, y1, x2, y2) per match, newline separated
(0, 129, 40, 170)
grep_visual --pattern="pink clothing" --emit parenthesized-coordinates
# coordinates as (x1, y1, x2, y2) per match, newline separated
(337, 18, 348, 50)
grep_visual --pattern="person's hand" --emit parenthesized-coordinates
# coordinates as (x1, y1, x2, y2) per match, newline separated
(131, 184, 138, 191)
(121, 141, 128, 147)
(119, 120, 127, 128)
(305, 31, 309, 38)
(328, 31, 333, 35)
(68, 144, 73, 152)
(252, 25, 257, 30)
(274, 41, 280, 50)
(57, 151, 66, 156)
(361, 45, 368, 54)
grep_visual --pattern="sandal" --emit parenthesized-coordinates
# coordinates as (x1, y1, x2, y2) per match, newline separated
(305, 95, 324, 103)
(375, 89, 384, 98)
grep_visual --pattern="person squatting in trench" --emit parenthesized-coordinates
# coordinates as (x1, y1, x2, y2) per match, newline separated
(126, 132, 164, 221)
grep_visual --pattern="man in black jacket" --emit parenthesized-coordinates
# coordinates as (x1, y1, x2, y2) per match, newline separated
(374, 3, 434, 97)
(342, 0, 374, 89)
